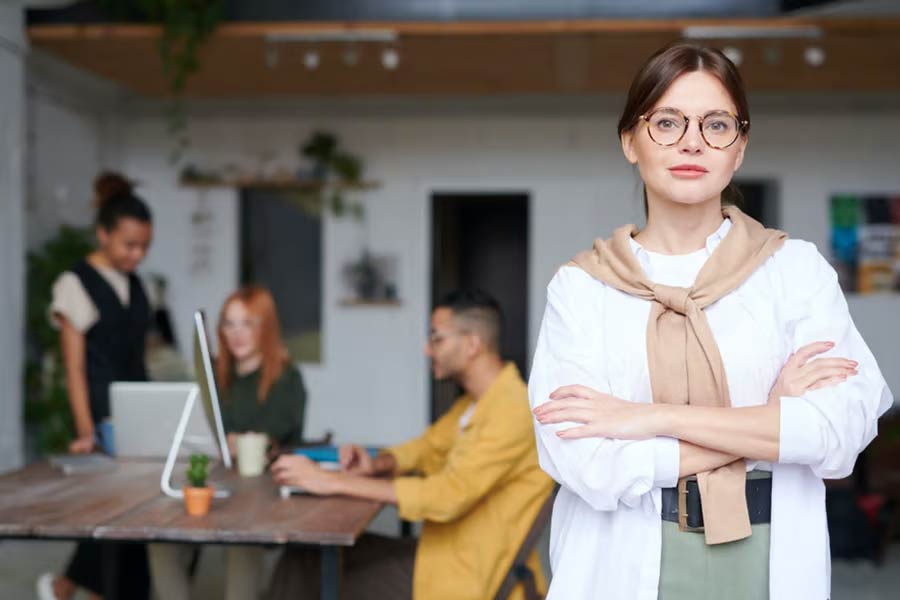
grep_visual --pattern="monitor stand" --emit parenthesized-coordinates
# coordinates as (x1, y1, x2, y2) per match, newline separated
(160, 384, 231, 499)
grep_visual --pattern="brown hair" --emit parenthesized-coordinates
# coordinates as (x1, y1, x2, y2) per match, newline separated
(215, 286, 290, 404)
(92, 171, 152, 230)
(617, 42, 750, 211)
(93, 172, 134, 207)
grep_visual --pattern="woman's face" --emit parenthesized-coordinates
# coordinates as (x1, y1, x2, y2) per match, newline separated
(621, 70, 747, 208)
(221, 300, 262, 363)
(97, 217, 153, 273)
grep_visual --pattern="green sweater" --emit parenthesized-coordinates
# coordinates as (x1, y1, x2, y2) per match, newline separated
(219, 365, 306, 446)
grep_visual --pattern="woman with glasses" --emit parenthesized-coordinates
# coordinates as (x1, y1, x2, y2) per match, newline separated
(148, 286, 307, 600)
(529, 42, 891, 599)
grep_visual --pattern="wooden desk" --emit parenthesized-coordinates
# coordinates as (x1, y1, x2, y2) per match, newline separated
(0, 460, 384, 600)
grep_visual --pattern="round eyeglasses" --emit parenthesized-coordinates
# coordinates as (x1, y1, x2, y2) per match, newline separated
(639, 107, 749, 149)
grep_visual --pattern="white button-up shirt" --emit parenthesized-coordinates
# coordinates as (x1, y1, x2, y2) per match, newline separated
(529, 218, 893, 600)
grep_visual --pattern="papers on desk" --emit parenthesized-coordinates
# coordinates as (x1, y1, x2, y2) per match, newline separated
(293, 445, 378, 463)
(49, 453, 117, 475)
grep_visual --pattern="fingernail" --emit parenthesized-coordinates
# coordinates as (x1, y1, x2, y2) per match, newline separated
(826, 342, 835, 348)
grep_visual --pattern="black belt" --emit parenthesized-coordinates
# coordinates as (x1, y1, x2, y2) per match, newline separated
(661, 474, 772, 533)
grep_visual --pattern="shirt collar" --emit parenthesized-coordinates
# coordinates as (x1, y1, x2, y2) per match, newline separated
(460, 362, 521, 429)
(628, 217, 732, 273)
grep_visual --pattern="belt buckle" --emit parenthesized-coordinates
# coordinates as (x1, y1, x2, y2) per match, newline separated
(677, 477, 704, 533)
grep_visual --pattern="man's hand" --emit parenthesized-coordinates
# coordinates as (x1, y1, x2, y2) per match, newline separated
(271, 455, 340, 496)
(769, 341, 857, 403)
(338, 444, 375, 476)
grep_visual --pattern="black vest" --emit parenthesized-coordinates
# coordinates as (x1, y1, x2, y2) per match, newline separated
(71, 260, 150, 422)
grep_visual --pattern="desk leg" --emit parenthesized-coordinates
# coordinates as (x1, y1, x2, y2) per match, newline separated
(102, 542, 118, 600)
(320, 545, 342, 600)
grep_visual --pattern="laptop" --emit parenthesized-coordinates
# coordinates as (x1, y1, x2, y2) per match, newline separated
(111, 382, 220, 459)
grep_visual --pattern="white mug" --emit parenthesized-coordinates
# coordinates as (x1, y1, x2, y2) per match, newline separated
(236, 432, 269, 477)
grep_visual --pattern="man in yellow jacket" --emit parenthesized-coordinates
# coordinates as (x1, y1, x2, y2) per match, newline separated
(271, 290, 554, 599)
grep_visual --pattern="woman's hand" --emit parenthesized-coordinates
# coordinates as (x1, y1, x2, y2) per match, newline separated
(68, 434, 96, 454)
(226, 432, 238, 460)
(769, 341, 857, 403)
(533, 385, 659, 440)
(271, 455, 340, 495)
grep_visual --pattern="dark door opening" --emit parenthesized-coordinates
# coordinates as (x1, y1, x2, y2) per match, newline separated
(430, 192, 529, 422)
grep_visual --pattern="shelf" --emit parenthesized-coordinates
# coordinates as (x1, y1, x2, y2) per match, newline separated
(338, 299, 402, 307)
(180, 177, 381, 191)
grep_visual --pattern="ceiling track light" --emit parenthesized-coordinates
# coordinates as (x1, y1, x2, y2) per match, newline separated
(804, 46, 826, 67)
(265, 45, 279, 69)
(381, 46, 400, 70)
(721, 46, 743, 66)
(265, 29, 397, 45)
(682, 25, 822, 40)
(343, 43, 359, 67)
(304, 48, 320, 70)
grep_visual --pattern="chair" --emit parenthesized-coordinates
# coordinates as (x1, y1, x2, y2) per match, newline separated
(493, 486, 558, 600)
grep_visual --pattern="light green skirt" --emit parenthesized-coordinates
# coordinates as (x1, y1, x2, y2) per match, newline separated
(658, 474, 770, 600)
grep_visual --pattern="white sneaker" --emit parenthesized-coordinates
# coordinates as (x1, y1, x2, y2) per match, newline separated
(36, 572, 58, 600)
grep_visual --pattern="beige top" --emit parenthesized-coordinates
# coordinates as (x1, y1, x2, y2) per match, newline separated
(50, 266, 143, 334)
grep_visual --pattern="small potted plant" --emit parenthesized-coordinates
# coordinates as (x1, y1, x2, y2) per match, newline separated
(183, 454, 213, 516)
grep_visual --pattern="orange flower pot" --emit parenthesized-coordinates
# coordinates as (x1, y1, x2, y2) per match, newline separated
(183, 486, 214, 516)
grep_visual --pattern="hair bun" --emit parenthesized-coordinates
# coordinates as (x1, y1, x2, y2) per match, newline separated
(93, 171, 134, 208)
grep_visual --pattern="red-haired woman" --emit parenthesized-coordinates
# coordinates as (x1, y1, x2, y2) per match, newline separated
(149, 286, 306, 600)
(530, 42, 891, 599)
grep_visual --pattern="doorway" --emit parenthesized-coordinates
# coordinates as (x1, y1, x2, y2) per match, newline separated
(430, 192, 529, 421)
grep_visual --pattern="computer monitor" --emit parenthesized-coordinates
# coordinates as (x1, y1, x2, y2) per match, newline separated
(160, 309, 233, 499)
(193, 310, 232, 469)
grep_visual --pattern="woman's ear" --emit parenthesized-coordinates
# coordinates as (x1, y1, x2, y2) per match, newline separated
(732, 136, 748, 172)
(621, 131, 639, 165)
(96, 225, 109, 247)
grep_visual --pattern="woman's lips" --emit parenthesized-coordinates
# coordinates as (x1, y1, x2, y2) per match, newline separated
(669, 164, 708, 179)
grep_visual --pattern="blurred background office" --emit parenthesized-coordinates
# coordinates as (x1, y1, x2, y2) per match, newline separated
(1, 0, 899, 597)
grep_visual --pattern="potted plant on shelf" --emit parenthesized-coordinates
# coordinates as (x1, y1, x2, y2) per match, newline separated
(183, 454, 213, 516)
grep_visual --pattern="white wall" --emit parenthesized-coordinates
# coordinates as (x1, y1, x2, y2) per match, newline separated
(103, 105, 900, 447)
(25, 50, 125, 249)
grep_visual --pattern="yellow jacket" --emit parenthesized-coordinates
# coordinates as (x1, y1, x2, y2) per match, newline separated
(389, 363, 554, 600)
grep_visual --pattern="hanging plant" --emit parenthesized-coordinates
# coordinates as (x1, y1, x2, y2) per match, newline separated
(100, 0, 224, 162)
(297, 131, 367, 219)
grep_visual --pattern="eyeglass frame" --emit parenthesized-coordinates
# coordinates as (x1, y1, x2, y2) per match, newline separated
(221, 317, 262, 332)
(637, 107, 750, 150)
(427, 328, 472, 347)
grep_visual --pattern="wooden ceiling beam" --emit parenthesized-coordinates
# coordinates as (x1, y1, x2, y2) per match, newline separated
(27, 18, 900, 97)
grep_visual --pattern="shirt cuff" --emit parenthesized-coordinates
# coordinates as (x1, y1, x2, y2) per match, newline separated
(778, 396, 826, 466)
(385, 444, 417, 475)
(393, 476, 424, 521)
(653, 436, 680, 488)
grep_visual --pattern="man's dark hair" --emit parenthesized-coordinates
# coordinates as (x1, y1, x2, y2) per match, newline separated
(435, 289, 504, 352)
